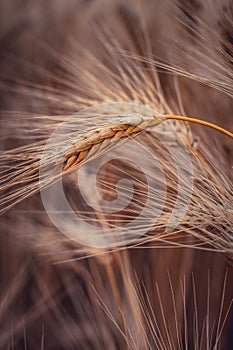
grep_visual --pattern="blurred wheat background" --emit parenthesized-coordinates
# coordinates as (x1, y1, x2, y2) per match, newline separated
(0, 0, 233, 349)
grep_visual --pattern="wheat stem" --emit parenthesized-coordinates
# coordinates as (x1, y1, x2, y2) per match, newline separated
(164, 115, 233, 139)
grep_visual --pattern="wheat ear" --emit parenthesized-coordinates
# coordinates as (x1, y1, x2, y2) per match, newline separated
(62, 114, 233, 173)
(62, 114, 165, 172)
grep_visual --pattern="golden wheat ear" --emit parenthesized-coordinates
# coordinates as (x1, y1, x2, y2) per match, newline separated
(62, 113, 233, 173)
(62, 114, 165, 172)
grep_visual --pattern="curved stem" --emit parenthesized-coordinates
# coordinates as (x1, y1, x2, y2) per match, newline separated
(164, 115, 233, 139)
